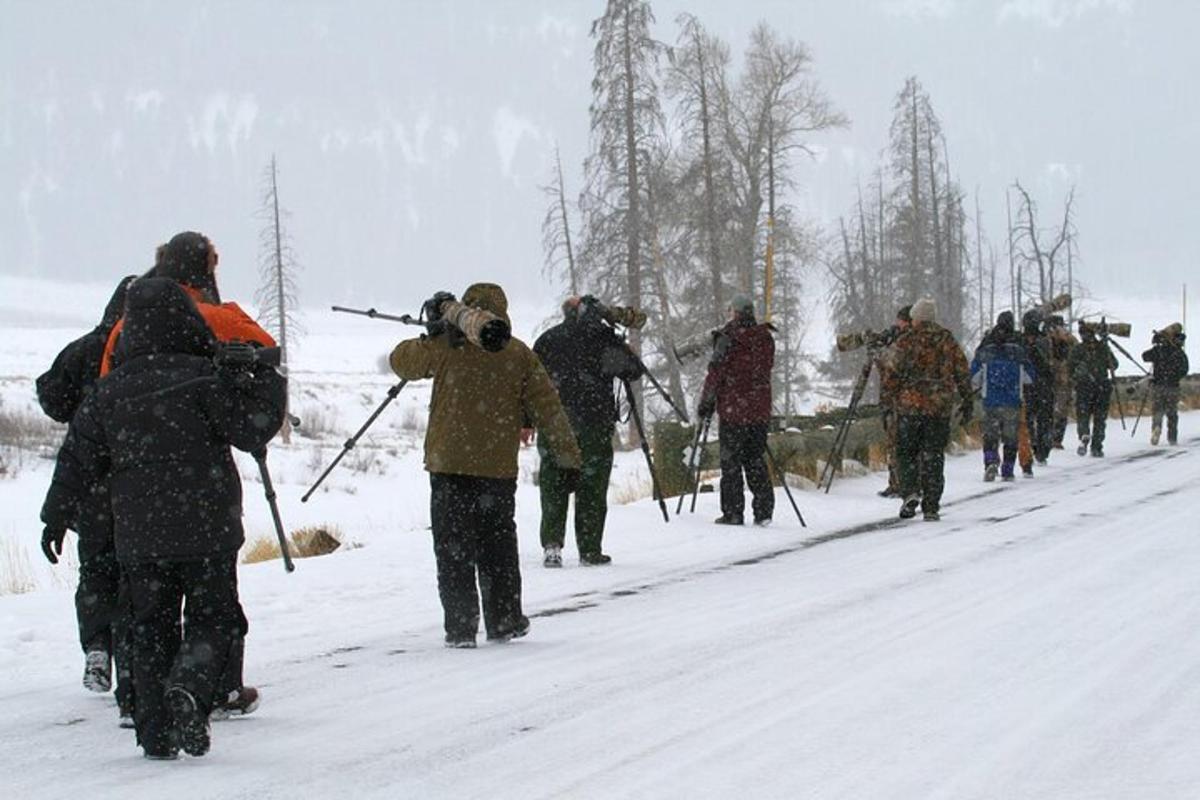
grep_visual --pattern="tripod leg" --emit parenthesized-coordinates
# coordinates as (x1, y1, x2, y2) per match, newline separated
(302, 380, 407, 502)
(253, 449, 294, 573)
(765, 446, 806, 528)
(624, 380, 670, 523)
(690, 418, 711, 514)
(676, 422, 704, 515)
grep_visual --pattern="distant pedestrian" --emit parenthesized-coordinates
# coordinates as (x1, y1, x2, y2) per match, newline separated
(1069, 321, 1118, 457)
(1142, 323, 1189, 445)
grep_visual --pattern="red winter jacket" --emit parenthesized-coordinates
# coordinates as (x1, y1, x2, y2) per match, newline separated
(701, 321, 775, 425)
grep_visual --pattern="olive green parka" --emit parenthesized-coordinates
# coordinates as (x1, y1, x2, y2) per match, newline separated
(389, 283, 581, 479)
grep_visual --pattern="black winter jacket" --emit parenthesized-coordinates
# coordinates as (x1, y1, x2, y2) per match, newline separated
(41, 278, 286, 564)
(533, 316, 643, 432)
(36, 276, 136, 423)
(1142, 342, 1189, 387)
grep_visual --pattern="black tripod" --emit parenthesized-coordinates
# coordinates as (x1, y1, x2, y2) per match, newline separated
(818, 353, 876, 493)
(622, 378, 670, 523)
(252, 448, 294, 573)
(677, 414, 713, 515)
(302, 380, 408, 502)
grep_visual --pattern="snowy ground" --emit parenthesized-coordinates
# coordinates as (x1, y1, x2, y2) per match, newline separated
(2, 275, 1198, 798)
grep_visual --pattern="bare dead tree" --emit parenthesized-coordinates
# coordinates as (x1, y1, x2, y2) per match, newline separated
(254, 154, 301, 443)
(1011, 180, 1076, 310)
(540, 144, 578, 295)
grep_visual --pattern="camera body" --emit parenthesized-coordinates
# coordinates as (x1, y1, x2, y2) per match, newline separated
(580, 295, 647, 330)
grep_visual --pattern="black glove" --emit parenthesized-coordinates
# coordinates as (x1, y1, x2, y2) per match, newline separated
(958, 402, 973, 427)
(698, 395, 716, 420)
(41, 525, 66, 565)
(559, 467, 581, 494)
(423, 291, 457, 324)
(215, 341, 259, 387)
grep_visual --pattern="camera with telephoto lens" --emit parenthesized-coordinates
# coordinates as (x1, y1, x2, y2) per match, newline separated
(422, 292, 512, 353)
(836, 326, 900, 353)
(580, 295, 647, 330)
(1078, 320, 1131, 339)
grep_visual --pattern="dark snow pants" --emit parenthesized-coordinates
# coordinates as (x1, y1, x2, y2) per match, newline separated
(430, 473, 524, 640)
(1023, 388, 1055, 462)
(1075, 381, 1112, 454)
(539, 425, 614, 558)
(125, 554, 245, 753)
(719, 422, 775, 523)
(76, 520, 134, 713)
(896, 414, 951, 513)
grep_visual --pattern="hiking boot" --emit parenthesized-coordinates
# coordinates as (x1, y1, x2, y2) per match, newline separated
(1077, 434, 1090, 456)
(1022, 466, 1034, 478)
(119, 712, 136, 729)
(444, 633, 477, 649)
(580, 552, 612, 566)
(984, 464, 998, 482)
(899, 495, 921, 519)
(542, 545, 563, 569)
(1150, 426, 1161, 446)
(210, 686, 259, 721)
(487, 615, 531, 643)
(165, 687, 210, 757)
(753, 517, 772, 528)
(714, 513, 744, 526)
(1090, 449, 1104, 458)
(1001, 474, 1015, 483)
(82, 649, 112, 694)
(923, 510, 940, 522)
(142, 745, 180, 761)
(877, 487, 900, 498)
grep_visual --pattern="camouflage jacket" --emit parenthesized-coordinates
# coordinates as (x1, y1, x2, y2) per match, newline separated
(1068, 339, 1118, 388)
(882, 321, 973, 417)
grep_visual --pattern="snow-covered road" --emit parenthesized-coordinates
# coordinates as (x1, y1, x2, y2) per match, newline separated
(2, 428, 1198, 799)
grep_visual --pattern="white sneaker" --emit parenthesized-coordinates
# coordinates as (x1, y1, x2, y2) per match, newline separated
(542, 546, 562, 568)
(82, 649, 111, 693)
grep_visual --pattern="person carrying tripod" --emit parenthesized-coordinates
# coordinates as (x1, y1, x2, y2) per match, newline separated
(699, 295, 775, 527)
(1069, 321, 1119, 457)
(390, 283, 580, 647)
(1142, 323, 1189, 445)
(40, 278, 287, 760)
(533, 296, 643, 567)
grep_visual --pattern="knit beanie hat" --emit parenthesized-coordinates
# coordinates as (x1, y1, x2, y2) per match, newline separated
(911, 297, 937, 323)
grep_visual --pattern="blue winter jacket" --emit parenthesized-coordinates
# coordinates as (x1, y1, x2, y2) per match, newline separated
(971, 339, 1035, 409)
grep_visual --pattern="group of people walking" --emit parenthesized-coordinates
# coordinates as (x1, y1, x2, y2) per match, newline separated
(32, 244, 1189, 761)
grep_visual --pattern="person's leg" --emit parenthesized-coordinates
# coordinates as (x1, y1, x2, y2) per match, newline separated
(1075, 385, 1093, 452)
(429, 474, 480, 643)
(172, 556, 242, 715)
(125, 561, 183, 755)
(1165, 386, 1181, 444)
(919, 416, 951, 514)
(982, 408, 1001, 471)
(475, 478, 525, 639)
(574, 426, 615, 557)
(718, 423, 746, 520)
(999, 407, 1020, 478)
(1034, 396, 1055, 461)
(739, 423, 775, 523)
(895, 415, 922, 499)
(75, 528, 120, 693)
(1150, 385, 1166, 442)
(113, 568, 136, 718)
(537, 439, 570, 550)
(1017, 404, 1034, 472)
(1091, 384, 1112, 454)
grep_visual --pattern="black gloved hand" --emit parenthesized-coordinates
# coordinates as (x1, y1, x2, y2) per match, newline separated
(41, 525, 66, 565)
(698, 395, 716, 420)
(423, 291, 457, 324)
(958, 402, 974, 428)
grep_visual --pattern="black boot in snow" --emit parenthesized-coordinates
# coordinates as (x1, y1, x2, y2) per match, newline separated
(714, 513, 744, 526)
(166, 687, 211, 757)
(899, 495, 921, 519)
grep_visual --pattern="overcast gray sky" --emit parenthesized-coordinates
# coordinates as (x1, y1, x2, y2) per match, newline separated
(2, 0, 1195, 314)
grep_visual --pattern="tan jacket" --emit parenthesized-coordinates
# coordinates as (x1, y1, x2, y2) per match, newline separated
(389, 283, 581, 479)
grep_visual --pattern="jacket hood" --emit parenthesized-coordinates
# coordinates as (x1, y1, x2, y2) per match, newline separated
(113, 278, 216, 366)
(98, 276, 137, 334)
(155, 231, 221, 303)
(462, 283, 510, 325)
